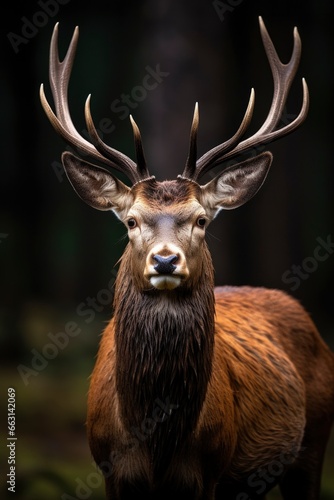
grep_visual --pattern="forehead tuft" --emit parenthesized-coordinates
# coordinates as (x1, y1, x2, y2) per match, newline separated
(133, 178, 200, 207)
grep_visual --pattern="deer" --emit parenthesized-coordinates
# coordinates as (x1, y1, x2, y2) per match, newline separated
(40, 17, 334, 500)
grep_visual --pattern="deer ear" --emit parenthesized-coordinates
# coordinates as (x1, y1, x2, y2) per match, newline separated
(200, 152, 272, 218)
(61, 152, 133, 218)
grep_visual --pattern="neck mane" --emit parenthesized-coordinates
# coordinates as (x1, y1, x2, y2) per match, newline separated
(113, 242, 215, 475)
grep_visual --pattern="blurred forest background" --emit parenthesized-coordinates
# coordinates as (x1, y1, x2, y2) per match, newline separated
(1, 0, 333, 498)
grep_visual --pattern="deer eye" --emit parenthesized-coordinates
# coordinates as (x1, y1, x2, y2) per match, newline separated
(127, 218, 137, 229)
(196, 217, 207, 228)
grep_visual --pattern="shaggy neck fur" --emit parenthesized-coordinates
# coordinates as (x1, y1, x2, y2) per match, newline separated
(113, 242, 215, 478)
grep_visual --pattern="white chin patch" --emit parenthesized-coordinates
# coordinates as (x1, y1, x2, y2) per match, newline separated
(150, 275, 181, 290)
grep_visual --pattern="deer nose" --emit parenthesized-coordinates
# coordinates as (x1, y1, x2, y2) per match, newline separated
(153, 254, 178, 274)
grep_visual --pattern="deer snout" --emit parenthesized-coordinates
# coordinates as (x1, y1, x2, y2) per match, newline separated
(145, 245, 189, 290)
(153, 254, 178, 274)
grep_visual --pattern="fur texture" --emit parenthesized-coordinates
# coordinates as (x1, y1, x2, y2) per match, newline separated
(86, 181, 334, 498)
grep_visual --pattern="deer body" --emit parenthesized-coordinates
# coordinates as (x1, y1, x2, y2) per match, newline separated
(86, 179, 333, 499)
(41, 18, 334, 499)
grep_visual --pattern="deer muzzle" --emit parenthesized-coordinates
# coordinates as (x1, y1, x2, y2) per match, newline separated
(145, 244, 189, 290)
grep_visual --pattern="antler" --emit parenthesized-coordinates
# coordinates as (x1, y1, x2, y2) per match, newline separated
(40, 23, 150, 184)
(183, 16, 309, 181)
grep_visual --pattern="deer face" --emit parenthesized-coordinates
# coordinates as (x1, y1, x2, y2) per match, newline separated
(127, 179, 207, 290)
(61, 152, 272, 291)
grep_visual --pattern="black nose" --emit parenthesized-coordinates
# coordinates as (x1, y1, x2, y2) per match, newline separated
(153, 254, 178, 274)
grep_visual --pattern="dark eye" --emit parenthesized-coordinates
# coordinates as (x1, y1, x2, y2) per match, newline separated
(127, 218, 137, 229)
(197, 217, 206, 228)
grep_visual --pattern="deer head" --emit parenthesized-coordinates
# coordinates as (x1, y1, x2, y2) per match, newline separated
(40, 17, 308, 292)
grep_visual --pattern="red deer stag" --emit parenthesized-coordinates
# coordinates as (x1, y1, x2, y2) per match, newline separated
(40, 17, 334, 500)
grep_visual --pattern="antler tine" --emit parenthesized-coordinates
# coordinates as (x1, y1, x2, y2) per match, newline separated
(245, 16, 303, 137)
(183, 102, 199, 178)
(40, 23, 147, 185)
(187, 17, 309, 181)
(40, 24, 100, 158)
(186, 89, 255, 181)
(129, 115, 150, 179)
(84, 95, 146, 183)
(49, 23, 78, 135)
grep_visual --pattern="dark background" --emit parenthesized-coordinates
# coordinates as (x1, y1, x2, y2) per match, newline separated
(1, 0, 333, 498)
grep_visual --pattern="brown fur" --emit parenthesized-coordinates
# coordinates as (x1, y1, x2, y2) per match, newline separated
(133, 177, 200, 207)
(87, 181, 334, 500)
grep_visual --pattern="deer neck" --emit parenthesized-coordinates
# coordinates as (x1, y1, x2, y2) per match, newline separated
(113, 242, 215, 472)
